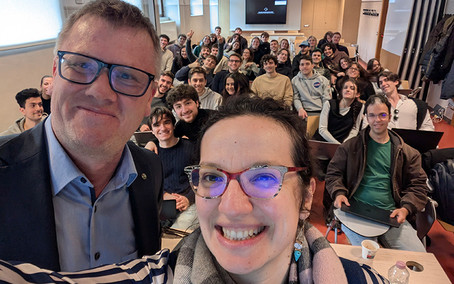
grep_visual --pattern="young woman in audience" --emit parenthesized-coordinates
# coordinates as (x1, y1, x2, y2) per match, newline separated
(336, 62, 376, 101)
(240, 48, 259, 81)
(193, 35, 212, 57)
(280, 38, 290, 50)
(220, 72, 252, 105)
(317, 31, 334, 49)
(322, 42, 347, 74)
(171, 46, 191, 76)
(0, 96, 386, 284)
(367, 58, 386, 94)
(307, 35, 317, 52)
(313, 78, 364, 144)
(249, 36, 263, 65)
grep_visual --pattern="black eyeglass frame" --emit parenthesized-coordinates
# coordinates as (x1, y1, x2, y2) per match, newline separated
(57, 50, 155, 97)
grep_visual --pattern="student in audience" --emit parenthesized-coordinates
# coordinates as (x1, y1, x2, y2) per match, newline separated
(144, 107, 196, 230)
(367, 58, 386, 95)
(337, 62, 376, 101)
(337, 56, 352, 78)
(307, 35, 317, 52)
(313, 78, 364, 144)
(326, 95, 428, 252)
(317, 31, 333, 49)
(332, 32, 349, 56)
(252, 54, 293, 107)
(269, 39, 279, 56)
(160, 34, 174, 72)
(188, 67, 222, 110)
(322, 42, 347, 74)
(175, 54, 217, 86)
(258, 48, 292, 79)
(292, 40, 311, 77)
(212, 53, 246, 94)
(39, 75, 53, 114)
(186, 30, 211, 65)
(259, 31, 271, 57)
(0, 0, 163, 271)
(166, 84, 213, 142)
(378, 71, 434, 131)
(220, 72, 252, 105)
(250, 36, 265, 65)
(0, 96, 386, 284)
(171, 46, 190, 76)
(167, 33, 187, 57)
(0, 88, 47, 136)
(210, 43, 220, 57)
(194, 35, 212, 57)
(239, 47, 260, 81)
(214, 26, 225, 43)
(312, 48, 331, 82)
(233, 27, 248, 51)
(209, 33, 217, 45)
(292, 55, 331, 138)
(279, 38, 290, 50)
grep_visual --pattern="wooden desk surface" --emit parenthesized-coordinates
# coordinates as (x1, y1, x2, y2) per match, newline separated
(331, 243, 450, 283)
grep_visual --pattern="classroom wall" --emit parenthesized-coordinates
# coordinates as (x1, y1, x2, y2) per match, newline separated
(0, 45, 55, 132)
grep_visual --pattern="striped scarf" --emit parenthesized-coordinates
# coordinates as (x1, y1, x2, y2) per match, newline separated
(173, 221, 348, 284)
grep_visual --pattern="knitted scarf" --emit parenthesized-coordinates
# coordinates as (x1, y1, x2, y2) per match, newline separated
(172, 221, 348, 284)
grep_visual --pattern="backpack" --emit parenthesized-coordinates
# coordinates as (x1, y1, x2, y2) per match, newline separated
(410, 98, 428, 130)
(429, 159, 454, 225)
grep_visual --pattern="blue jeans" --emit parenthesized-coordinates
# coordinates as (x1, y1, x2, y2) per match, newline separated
(171, 204, 199, 231)
(341, 220, 426, 252)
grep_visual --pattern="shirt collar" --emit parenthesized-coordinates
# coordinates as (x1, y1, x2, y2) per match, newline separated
(44, 116, 137, 196)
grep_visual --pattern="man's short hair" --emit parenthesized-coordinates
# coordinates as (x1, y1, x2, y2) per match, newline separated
(311, 48, 323, 55)
(365, 94, 391, 115)
(270, 39, 278, 44)
(261, 54, 278, 66)
(299, 54, 313, 64)
(15, 88, 41, 108)
(333, 32, 341, 37)
(56, 0, 160, 74)
(160, 71, 175, 81)
(201, 44, 211, 52)
(177, 34, 187, 40)
(378, 71, 401, 88)
(159, 34, 170, 42)
(205, 54, 218, 64)
(211, 43, 219, 49)
(261, 32, 270, 38)
(235, 27, 242, 32)
(189, 66, 207, 80)
(229, 52, 242, 62)
(149, 106, 176, 127)
(167, 84, 199, 107)
(215, 26, 221, 30)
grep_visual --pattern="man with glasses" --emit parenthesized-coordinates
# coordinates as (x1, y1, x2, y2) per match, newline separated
(211, 53, 246, 94)
(0, 0, 163, 271)
(378, 71, 434, 131)
(326, 95, 428, 252)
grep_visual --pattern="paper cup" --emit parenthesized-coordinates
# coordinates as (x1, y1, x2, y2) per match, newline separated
(361, 240, 379, 259)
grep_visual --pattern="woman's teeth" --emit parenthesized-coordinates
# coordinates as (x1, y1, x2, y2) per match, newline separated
(222, 226, 265, 241)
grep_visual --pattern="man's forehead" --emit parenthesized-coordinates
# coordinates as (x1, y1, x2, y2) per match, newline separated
(160, 75, 172, 82)
(25, 97, 42, 104)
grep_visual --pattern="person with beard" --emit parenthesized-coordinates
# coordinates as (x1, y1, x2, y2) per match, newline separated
(188, 67, 222, 110)
(1, 88, 47, 136)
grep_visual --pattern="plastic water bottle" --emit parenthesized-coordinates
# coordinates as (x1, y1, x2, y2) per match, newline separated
(388, 261, 409, 284)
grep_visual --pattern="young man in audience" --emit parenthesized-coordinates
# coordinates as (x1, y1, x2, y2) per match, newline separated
(160, 34, 174, 73)
(332, 32, 349, 56)
(145, 107, 196, 230)
(292, 55, 331, 138)
(312, 48, 331, 81)
(378, 71, 434, 131)
(175, 54, 217, 86)
(188, 67, 222, 110)
(214, 26, 225, 43)
(252, 54, 293, 107)
(167, 33, 187, 58)
(185, 30, 211, 65)
(166, 84, 213, 142)
(292, 40, 311, 77)
(211, 52, 246, 93)
(0, 88, 47, 136)
(39, 75, 53, 114)
(270, 39, 279, 57)
(258, 48, 292, 79)
(0, 0, 163, 271)
(139, 71, 174, 132)
(234, 27, 248, 51)
(326, 95, 428, 252)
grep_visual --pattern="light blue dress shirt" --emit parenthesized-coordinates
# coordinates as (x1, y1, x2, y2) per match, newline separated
(44, 117, 138, 271)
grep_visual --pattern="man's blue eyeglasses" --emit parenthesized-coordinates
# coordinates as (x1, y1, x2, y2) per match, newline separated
(57, 51, 155, 97)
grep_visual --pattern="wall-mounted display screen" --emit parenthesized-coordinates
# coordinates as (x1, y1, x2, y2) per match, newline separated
(246, 0, 287, 25)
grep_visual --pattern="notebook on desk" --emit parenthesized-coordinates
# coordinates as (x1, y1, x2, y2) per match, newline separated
(341, 199, 400, 228)
(392, 128, 443, 153)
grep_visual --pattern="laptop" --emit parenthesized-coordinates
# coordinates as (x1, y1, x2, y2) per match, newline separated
(392, 128, 443, 153)
(133, 131, 156, 147)
(341, 199, 400, 228)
